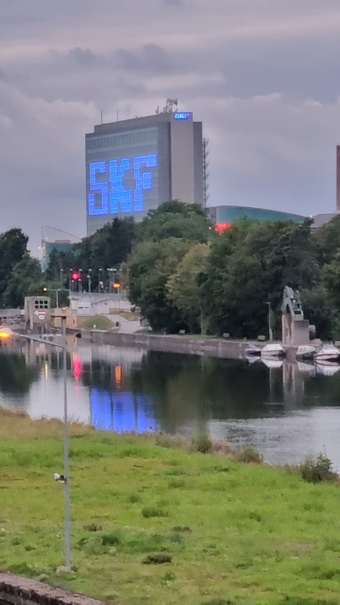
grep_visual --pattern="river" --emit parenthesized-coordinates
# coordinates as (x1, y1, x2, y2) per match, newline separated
(1, 337, 340, 469)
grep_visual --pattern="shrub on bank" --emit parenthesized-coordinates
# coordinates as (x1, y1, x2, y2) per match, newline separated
(234, 446, 264, 464)
(299, 452, 338, 483)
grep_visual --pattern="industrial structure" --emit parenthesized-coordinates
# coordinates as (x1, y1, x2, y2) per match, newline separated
(85, 100, 205, 236)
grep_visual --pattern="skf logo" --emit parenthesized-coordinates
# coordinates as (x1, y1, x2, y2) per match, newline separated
(174, 112, 192, 120)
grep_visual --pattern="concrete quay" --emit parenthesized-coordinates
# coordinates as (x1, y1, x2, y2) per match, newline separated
(80, 329, 299, 361)
(0, 573, 106, 605)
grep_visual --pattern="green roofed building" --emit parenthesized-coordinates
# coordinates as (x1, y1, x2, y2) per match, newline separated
(207, 205, 306, 231)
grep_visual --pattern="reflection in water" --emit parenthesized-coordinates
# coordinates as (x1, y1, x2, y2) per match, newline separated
(91, 389, 157, 432)
(1, 340, 340, 467)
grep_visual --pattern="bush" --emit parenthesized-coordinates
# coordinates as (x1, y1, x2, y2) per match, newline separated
(191, 434, 212, 454)
(101, 532, 122, 546)
(141, 506, 169, 518)
(234, 446, 263, 464)
(299, 453, 338, 483)
(142, 552, 172, 565)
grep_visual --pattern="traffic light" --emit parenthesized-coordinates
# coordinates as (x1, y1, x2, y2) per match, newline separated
(72, 272, 80, 280)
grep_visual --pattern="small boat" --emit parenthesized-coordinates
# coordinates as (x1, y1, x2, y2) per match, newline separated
(315, 361, 340, 377)
(261, 358, 283, 369)
(261, 343, 285, 358)
(245, 343, 261, 357)
(296, 345, 316, 360)
(314, 344, 340, 363)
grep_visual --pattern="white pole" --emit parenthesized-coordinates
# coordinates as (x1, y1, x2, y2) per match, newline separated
(62, 317, 71, 568)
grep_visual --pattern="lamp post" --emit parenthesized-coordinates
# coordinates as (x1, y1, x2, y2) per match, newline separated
(98, 268, 103, 292)
(87, 269, 92, 293)
(61, 316, 71, 569)
(9, 319, 71, 568)
(107, 268, 115, 293)
(265, 301, 273, 341)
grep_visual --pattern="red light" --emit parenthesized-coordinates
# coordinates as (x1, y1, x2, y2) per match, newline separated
(72, 355, 82, 380)
(72, 272, 80, 280)
(214, 222, 232, 232)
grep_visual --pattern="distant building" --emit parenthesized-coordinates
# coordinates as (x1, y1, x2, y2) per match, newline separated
(85, 106, 205, 236)
(311, 213, 338, 228)
(207, 205, 338, 231)
(337, 146, 340, 211)
(41, 240, 75, 271)
(207, 205, 307, 230)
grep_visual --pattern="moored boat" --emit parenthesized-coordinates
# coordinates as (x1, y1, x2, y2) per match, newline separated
(261, 343, 285, 358)
(245, 343, 261, 357)
(261, 357, 284, 369)
(314, 344, 340, 363)
(296, 345, 316, 360)
(315, 361, 340, 376)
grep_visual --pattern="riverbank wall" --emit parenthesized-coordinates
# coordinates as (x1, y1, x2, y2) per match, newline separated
(80, 330, 298, 361)
(0, 573, 105, 605)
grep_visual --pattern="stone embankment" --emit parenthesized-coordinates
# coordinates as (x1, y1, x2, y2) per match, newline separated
(0, 572, 106, 605)
(80, 330, 298, 361)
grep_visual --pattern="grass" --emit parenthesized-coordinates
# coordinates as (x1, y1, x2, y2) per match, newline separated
(79, 315, 116, 331)
(0, 411, 340, 604)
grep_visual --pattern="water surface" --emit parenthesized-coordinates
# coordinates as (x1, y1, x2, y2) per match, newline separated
(1, 338, 340, 469)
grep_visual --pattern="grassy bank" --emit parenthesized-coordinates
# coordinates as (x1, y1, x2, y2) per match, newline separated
(0, 411, 340, 605)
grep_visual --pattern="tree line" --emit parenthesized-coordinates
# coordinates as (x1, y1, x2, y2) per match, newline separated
(2, 201, 340, 339)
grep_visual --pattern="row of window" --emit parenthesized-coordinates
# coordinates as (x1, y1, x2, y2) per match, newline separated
(87, 128, 158, 150)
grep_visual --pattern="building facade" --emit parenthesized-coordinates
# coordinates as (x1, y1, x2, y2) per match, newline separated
(207, 205, 307, 230)
(86, 111, 204, 236)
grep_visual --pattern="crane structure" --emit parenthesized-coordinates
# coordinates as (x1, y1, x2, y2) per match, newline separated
(281, 286, 310, 345)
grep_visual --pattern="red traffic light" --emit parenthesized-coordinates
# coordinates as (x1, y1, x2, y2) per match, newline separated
(72, 272, 80, 280)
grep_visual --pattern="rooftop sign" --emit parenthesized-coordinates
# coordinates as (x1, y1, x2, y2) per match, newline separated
(173, 112, 192, 120)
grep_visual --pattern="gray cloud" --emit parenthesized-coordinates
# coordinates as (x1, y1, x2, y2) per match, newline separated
(0, 0, 340, 251)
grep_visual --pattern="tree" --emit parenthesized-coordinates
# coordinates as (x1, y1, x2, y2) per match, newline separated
(201, 219, 319, 338)
(137, 200, 213, 244)
(2, 254, 42, 308)
(0, 228, 28, 306)
(166, 243, 209, 333)
(46, 217, 137, 290)
(128, 238, 191, 332)
(300, 286, 335, 340)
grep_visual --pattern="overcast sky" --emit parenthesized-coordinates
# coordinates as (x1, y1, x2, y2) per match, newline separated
(1, 0, 340, 253)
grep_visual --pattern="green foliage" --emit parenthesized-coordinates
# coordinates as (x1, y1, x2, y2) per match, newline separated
(46, 217, 136, 291)
(137, 200, 213, 244)
(167, 243, 209, 333)
(128, 238, 191, 332)
(141, 506, 169, 518)
(299, 452, 337, 483)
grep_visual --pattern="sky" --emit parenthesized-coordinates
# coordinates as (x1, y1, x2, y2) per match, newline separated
(1, 0, 340, 254)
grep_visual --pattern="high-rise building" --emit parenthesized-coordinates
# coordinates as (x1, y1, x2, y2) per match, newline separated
(337, 145, 340, 211)
(85, 109, 204, 236)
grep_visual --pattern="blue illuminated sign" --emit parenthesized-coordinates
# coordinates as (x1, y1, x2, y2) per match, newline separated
(88, 153, 157, 216)
(174, 112, 192, 120)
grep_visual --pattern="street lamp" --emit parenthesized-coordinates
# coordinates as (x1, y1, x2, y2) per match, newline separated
(87, 269, 92, 293)
(98, 268, 103, 292)
(265, 301, 273, 341)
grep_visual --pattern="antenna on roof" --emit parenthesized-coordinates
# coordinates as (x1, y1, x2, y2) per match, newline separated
(162, 98, 178, 113)
(100, 110, 103, 124)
